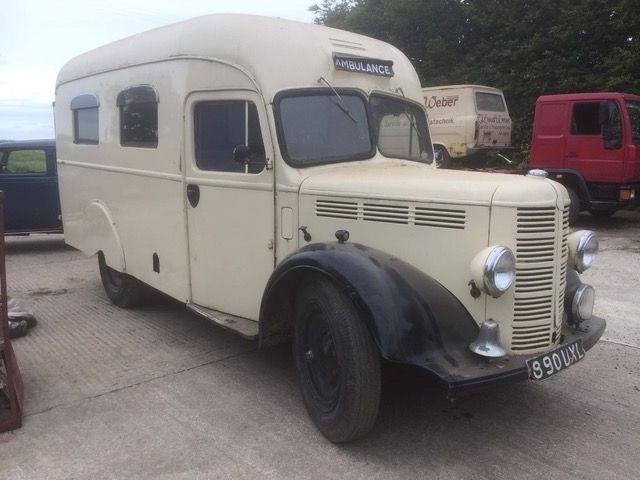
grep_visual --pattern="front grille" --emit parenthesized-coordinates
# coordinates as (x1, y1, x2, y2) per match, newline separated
(512, 206, 569, 352)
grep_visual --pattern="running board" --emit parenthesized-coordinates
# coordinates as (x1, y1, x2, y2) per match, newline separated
(186, 303, 258, 340)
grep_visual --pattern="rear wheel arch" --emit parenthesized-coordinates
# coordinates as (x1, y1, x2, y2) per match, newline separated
(83, 201, 126, 272)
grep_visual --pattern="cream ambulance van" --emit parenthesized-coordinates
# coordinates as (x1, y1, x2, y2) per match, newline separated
(55, 14, 604, 442)
(423, 85, 512, 167)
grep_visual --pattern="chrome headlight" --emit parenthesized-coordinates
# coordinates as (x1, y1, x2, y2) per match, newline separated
(572, 284, 595, 322)
(568, 230, 598, 273)
(471, 246, 516, 298)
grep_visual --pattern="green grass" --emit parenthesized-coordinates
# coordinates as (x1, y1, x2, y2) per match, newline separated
(5, 149, 46, 174)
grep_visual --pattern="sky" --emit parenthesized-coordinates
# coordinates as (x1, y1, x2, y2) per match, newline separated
(0, 0, 316, 140)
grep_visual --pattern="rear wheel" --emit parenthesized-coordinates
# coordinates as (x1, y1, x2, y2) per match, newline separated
(293, 276, 381, 443)
(98, 252, 144, 308)
(433, 145, 451, 169)
(566, 186, 581, 224)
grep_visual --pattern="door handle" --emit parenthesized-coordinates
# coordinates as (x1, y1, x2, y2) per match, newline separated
(186, 184, 200, 208)
(565, 152, 579, 158)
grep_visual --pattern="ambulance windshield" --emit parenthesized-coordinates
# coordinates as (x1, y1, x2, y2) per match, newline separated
(276, 89, 432, 166)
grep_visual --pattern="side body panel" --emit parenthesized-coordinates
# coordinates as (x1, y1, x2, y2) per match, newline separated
(530, 100, 568, 169)
(423, 87, 472, 158)
(55, 61, 190, 301)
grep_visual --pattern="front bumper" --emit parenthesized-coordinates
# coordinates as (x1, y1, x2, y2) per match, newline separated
(442, 316, 606, 398)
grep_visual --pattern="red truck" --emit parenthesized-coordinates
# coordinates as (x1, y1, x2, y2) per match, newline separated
(530, 92, 640, 222)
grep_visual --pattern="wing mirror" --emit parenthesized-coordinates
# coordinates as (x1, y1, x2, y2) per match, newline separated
(233, 145, 251, 166)
(233, 144, 268, 172)
(599, 101, 622, 150)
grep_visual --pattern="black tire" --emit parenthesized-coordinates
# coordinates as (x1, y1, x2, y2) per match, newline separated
(98, 252, 144, 308)
(293, 276, 381, 443)
(566, 186, 581, 224)
(433, 145, 451, 169)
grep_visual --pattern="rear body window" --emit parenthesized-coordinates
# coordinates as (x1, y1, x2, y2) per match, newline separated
(74, 108, 99, 144)
(71, 94, 99, 144)
(118, 86, 159, 148)
(476, 92, 506, 112)
(194, 100, 265, 173)
(1, 150, 46, 174)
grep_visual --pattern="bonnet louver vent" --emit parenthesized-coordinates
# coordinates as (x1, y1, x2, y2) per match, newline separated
(315, 200, 466, 230)
(315, 200, 358, 219)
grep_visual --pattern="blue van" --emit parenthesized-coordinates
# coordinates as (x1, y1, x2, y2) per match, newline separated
(0, 140, 62, 234)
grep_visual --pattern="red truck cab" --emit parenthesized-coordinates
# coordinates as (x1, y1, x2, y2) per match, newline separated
(530, 92, 640, 221)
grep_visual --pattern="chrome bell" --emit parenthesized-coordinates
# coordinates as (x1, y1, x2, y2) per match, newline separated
(469, 319, 507, 358)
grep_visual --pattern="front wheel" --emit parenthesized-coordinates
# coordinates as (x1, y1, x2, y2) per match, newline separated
(293, 276, 381, 443)
(98, 252, 144, 308)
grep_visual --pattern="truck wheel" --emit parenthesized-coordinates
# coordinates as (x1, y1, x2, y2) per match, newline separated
(293, 276, 381, 443)
(567, 187, 581, 224)
(98, 252, 144, 308)
(434, 145, 450, 169)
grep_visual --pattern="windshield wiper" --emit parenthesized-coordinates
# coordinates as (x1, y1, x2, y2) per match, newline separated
(318, 76, 358, 124)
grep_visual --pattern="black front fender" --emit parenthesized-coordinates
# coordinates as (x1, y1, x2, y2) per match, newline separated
(259, 242, 480, 381)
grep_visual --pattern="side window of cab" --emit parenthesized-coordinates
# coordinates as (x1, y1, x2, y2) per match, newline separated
(0, 150, 47, 175)
(571, 101, 623, 149)
(193, 100, 265, 173)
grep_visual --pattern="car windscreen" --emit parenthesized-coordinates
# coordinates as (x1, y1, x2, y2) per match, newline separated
(476, 92, 506, 112)
(370, 94, 433, 163)
(626, 101, 640, 142)
(277, 92, 373, 165)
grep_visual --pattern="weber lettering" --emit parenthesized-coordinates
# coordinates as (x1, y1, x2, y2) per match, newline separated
(333, 54, 394, 77)
(425, 95, 460, 109)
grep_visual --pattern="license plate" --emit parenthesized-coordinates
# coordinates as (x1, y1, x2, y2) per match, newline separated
(526, 339, 585, 381)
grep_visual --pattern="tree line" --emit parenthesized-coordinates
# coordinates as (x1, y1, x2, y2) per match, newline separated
(311, 0, 640, 153)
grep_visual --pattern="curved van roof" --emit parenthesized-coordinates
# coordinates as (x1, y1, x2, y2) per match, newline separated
(56, 14, 422, 102)
(537, 92, 640, 103)
(422, 85, 504, 93)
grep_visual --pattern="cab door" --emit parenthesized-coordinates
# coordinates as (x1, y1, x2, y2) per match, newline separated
(184, 91, 275, 320)
(565, 100, 626, 182)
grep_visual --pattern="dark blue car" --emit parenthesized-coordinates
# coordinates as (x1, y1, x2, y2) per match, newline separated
(0, 140, 62, 234)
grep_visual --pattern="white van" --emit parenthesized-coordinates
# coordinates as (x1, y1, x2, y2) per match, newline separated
(422, 85, 512, 166)
(54, 14, 604, 442)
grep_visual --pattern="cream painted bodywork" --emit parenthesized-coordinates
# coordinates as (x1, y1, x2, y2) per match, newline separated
(422, 85, 512, 159)
(56, 14, 570, 355)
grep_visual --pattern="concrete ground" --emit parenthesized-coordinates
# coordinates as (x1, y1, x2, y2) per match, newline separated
(1, 212, 639, 479)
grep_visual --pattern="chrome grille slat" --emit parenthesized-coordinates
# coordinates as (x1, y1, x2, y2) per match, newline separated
(511, 205, 570, 352)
